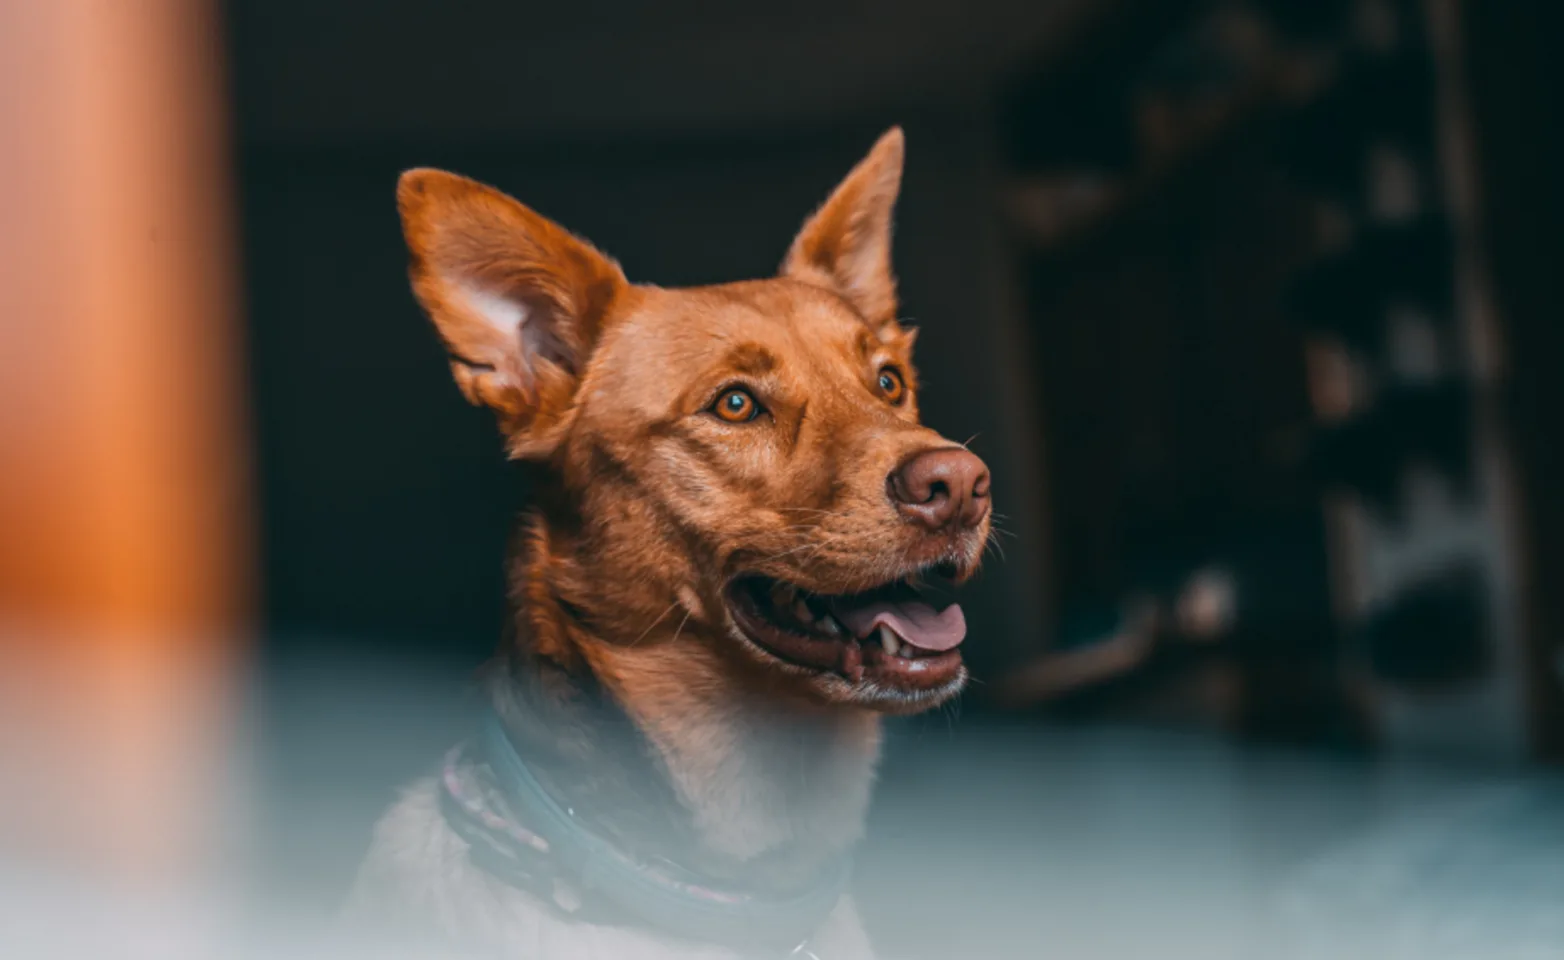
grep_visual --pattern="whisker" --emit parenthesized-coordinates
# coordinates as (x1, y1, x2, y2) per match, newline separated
(668, 606, 696, 645)
(630, 600, 681, 647)
(754, 541, 828, 564)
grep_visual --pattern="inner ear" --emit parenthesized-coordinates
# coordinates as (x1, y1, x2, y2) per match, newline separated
(782, 127, 904, 327)
(456, 283, 576, 380)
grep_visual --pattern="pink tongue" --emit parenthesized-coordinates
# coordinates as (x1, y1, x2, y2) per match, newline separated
(832, 600, 967, 652)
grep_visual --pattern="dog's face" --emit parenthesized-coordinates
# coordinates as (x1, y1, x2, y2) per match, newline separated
(399, 130, 990, 713)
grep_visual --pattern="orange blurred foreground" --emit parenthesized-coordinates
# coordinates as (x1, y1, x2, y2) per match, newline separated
(0, 0, 250, 883)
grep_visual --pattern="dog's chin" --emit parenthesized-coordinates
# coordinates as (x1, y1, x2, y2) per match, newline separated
(722, 561, 971, 714)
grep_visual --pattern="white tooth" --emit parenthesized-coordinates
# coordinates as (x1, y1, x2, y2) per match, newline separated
(794, 599, 815, 624)
(899, 641, 912, 659)
(819, 615, 842, 636)
(879, 625, 898, 656)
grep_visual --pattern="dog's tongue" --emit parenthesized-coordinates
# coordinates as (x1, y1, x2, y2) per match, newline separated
(832, 600, 967, 652)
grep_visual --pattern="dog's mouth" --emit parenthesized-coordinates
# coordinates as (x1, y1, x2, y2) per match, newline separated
(725, 564, 967, 691)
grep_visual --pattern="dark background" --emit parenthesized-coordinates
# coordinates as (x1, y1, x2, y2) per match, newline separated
(228, 0, 1564, 949)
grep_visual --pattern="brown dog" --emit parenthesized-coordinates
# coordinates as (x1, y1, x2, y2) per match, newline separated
(345, 128, 992, 959)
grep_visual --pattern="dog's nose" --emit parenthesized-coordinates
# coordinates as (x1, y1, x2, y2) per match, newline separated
(888, 448, 991, 532)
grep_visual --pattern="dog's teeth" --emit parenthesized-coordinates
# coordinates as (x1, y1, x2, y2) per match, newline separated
(819, 615, 842, 636)
(879, 625, 898, 656)
(771, 582, 794, 608)
(794, 599, 815, 625)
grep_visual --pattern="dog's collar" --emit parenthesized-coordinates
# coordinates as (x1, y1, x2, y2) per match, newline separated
(438, 709, 851, 955)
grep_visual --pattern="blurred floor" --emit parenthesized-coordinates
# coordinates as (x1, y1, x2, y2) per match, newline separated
(224, 643, 1564, 959)
(4, 641, 1559, 958)
(862, 717, 1562, 959)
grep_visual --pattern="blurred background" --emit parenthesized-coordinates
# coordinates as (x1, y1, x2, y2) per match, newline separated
(3, 0, 1563, 957)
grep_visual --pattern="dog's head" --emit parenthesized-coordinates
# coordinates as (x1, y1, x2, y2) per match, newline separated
(398, 129, 991, 713)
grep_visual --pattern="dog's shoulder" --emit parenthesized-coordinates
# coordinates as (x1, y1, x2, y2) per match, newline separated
(340, 777, 471, 929)
(343, 775, 554, 953)
(346, 777, 451, 893)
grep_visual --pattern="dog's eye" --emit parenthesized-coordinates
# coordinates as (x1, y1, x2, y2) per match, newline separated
(877, 366, 907, 404)
(712, 387, 761, 423)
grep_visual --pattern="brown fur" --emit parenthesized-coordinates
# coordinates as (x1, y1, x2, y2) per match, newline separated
(367, 128, 993, 953)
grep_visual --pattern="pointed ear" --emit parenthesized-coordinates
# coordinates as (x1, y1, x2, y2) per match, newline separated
(781, 127, 904, 327)
(397, 169, 627, 457)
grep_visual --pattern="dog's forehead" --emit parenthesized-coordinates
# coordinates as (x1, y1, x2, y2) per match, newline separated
(606, 279, 878, 369)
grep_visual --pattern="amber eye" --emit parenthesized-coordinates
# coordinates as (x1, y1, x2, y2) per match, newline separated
(877, 366, 906, 404)
(712, 387, 761, 423)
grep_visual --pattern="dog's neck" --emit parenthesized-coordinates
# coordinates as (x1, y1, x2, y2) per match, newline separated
(486, 506, 882, 891)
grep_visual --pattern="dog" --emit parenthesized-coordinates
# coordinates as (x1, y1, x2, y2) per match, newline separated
(343, 128, 993, 959)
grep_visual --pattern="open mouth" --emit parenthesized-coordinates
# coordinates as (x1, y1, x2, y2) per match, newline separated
(726, 565, 967, 691)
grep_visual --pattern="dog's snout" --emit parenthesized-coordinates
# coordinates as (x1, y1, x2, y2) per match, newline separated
(888, 448, 991, 532)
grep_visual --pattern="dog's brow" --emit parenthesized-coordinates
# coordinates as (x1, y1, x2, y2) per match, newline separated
(723, 343, 777, 376)
(854, 328, 878, 360)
